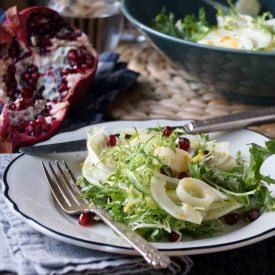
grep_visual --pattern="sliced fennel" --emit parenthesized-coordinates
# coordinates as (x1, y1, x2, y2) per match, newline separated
(150, 176, 203, 224)
(79, 126, 275, 241)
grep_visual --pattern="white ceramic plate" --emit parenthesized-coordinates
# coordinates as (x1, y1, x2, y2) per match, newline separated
(3, 119, 275, 256)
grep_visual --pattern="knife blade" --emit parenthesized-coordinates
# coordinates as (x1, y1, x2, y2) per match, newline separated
(19, 106, 275, 154)
(19, 139, 87, 154)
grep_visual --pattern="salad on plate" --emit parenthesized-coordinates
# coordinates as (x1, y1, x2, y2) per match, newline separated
(77, 125, 275, 242)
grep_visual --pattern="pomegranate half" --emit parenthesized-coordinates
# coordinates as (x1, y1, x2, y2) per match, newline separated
(0, 6, 98, 152)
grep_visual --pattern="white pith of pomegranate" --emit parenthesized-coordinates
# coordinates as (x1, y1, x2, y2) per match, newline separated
(0, 6, 98, 152)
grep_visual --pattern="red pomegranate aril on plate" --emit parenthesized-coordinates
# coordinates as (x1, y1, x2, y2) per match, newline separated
(223, 212, 240, 225)
(107, 134, 117, 147)
(178, 137, 190, 151)
(78, 212, 91, 226)
(168, 231, 180, 242)
(247, 208, 261, 222)
(178, 172, 188, 179)
(163, 126, 173, 137)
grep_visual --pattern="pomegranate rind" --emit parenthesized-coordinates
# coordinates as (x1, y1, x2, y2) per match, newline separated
(0, 25, 12, 45)
(0, 102, 69, 153)
(4, 6, 20, 36)
(0, 6, 98, 152)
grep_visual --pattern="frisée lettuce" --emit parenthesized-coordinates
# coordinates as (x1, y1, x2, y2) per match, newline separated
(77, 126, 275, 241)
(153, 1, 275, 51)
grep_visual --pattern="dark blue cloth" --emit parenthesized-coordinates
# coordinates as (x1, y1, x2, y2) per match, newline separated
(0, 9, 5, 24)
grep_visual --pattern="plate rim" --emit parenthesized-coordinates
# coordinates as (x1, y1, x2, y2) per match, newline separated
(2, 119, 275, 255)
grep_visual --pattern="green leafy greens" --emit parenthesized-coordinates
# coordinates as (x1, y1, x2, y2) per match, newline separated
(152, 1, 275, 51)
(78, 126, 275, 241)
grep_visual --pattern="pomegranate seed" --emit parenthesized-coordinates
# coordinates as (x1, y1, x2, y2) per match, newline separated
(8, 65, 16, 74)
(78, 212, 94, 226)
(168, 231, 180, 242)
(8, 102, 16, 110)
(27, 65, 38, 73)
(247, 208, 261, 222)
(21, 87, 33, 98)
(21, 121, 30, 129)
(81, 64, 89, 70)
(25, 125, 34, 135)
(223, 213, 240, 225)
(31, 72, 39, 80)
(30, 120, 37, 127)
(163, 126, 173, 137)
(178, 137, 190, 151)
(36, 117, 45, 124)
(34, 125, 42, 136)
(58, 82, 68, 92)
(18, 97, 33, 110)
(68, 49, 77, 60)
(68, 49, 78, 67)
(178, 172, 188, 179)
(42, 123, 51, 132)
(107, 134, 117, 147)
(28, 78, 38, 87)
(22, 72, 30, 81)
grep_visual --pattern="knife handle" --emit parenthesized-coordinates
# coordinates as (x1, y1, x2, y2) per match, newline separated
(184, 106, 275, 134)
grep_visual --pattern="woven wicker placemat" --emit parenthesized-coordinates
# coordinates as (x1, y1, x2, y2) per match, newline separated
(110, 41, 275, 138)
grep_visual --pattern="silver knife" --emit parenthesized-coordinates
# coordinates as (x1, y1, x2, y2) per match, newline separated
(19, 106, 275, 154)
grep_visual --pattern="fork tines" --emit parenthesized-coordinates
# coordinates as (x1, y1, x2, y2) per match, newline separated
(41, 160, 86, 213)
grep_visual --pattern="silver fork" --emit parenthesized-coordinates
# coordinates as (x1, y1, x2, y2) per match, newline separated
(41, 160, 171, 269)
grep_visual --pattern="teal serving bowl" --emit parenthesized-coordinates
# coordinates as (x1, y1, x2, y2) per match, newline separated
(121, 0, 275, 104)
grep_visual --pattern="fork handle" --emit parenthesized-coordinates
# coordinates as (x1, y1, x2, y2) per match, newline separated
(90, 207, 170, 269)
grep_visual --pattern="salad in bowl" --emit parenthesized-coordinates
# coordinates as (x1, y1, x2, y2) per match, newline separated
(154, 0, 275, 51)
(77, 125, 275, 242)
